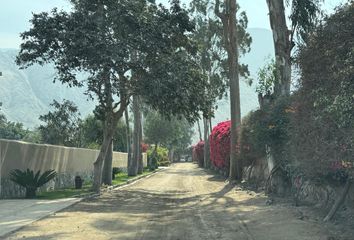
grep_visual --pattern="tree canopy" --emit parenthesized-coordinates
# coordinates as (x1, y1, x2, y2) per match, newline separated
(16, 0, 210, 192)
(38, 99, 81, 147)
(144, 110, 193, 152)
(16, 0, 208, 122)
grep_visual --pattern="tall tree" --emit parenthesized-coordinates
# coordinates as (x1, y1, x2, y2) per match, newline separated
(215, 0, 242, 180)
(137, 110, 144, 174)
(266, 0, 322, 97)
(124, 109, 132, 172)
(191, 0, 251, 171)
(102, 139, 113, 184)
(129, 95, 141, 176)
(263, 0, 322, 179)
(17, 0, 208, 192)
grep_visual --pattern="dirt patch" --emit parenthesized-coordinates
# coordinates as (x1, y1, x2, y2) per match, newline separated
(4, 163, 354, 240)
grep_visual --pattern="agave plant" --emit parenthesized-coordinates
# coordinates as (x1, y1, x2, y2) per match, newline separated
(9, 169, 57, 198)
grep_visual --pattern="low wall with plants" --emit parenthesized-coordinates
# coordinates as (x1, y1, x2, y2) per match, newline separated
(0, 139, 147, 198)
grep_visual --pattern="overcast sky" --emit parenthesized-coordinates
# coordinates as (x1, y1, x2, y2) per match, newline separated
(0, 0, 345, 49)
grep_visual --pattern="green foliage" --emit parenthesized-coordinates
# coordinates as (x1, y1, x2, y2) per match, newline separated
(0, 112, 42, 143)
(22, 129, 42, 144)
(79, 115, 128, 152)
(112, 168, 151, 186)
(287, 0, 324, 43)
(292, 2, 354, 179)
(256, 58, 277, 97)
(144, 110, 193, 153)
(243, 3, 353, 182)
(10, 169, 57, 198)
(240, 113, 266, 165)
(0, 114, 30, 140)
(112, 167, 123, 180)
(38, 99, 81, 147)
(189, 0, 252, 117)
(240, 95, 295, 168)
(298, 2, 354, 129)
(16, 0, 209, 123)
(147, 146, 170, 169)
(37, 184, 93, 200)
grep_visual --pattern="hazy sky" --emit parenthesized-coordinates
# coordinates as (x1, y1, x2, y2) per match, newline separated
(0, 0, 345, 49)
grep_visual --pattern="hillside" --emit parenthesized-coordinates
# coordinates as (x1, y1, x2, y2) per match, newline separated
(0, 49, 95, 128)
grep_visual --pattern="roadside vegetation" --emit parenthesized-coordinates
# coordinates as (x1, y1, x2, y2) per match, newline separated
(1, 0, 352, 228)
(36, 168, 153, 200)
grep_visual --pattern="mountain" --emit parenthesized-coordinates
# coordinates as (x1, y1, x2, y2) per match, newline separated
(0, 49, 96, 128)
(193, 28, 274, 143)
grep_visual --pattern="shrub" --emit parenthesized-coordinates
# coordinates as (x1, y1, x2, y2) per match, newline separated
(210, 121, 231, 169)
(292, 3, 354, 181)
(112, 167, 123, 180)
(10, 169, 57, 198)
(147, 146, 170, 169)
(141, 143, 149, 153)
(209, 118, 268, 171)
(193, 141, 204, 167)
(240, 112, 267, 166)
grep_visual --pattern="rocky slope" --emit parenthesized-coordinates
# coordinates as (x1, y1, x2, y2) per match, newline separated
(0, 49, 95, 128)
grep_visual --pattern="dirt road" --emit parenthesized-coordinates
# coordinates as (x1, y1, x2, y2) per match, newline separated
(4, 163, 349, 240)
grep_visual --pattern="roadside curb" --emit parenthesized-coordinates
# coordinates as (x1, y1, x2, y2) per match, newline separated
(0, 167, 167, 238)
(105, 167, 168, 192)
(70, 168, 165, 200)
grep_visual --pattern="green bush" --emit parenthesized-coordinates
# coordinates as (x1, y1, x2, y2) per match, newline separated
(112, 167, 123, 180)
(10, 169, 57, 198)
(241, 96, 294, 166)
(147, 146, 170, 170)
(293, 3, 354, 181)
(240, 112, 266, 166)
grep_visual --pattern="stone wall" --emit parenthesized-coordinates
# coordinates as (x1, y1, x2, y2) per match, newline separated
(243, 158, 354, 210)
(0, 139, 147, 198)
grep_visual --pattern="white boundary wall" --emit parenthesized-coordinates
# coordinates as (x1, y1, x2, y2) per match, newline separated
(0, 139, 147, 198)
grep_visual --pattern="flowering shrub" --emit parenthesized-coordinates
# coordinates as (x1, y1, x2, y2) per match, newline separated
(193, 141, 204, 167)
(210, 121, 231, 169)
(140, 142, 149, 153)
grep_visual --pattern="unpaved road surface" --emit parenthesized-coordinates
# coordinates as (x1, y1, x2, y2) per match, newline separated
(4, 163, 351, 240)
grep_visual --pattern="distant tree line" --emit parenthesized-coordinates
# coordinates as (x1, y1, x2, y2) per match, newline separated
(0, 99, 129, 153)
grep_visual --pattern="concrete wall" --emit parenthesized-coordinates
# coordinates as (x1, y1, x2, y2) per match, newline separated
(0, 139, 147, 198)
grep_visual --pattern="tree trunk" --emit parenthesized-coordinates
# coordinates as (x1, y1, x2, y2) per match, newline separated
(93, 67, 115, 193)
(101, 138, 113, 185)
(93, 123, 115, 193)
(125, 109, 132, 170)
(92, 64, 129, 193)
(323, 179, 352, 222)
(137, 111, 143, 174)
(216, 0, 242, 180)
(209, 118, 212, 133)
(266, 0, 292, 97)
(197, 119, 203, 141)
(128, 95, 140, 176)
(169, 148, 175, 163)
(203, 117, 210, 169)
